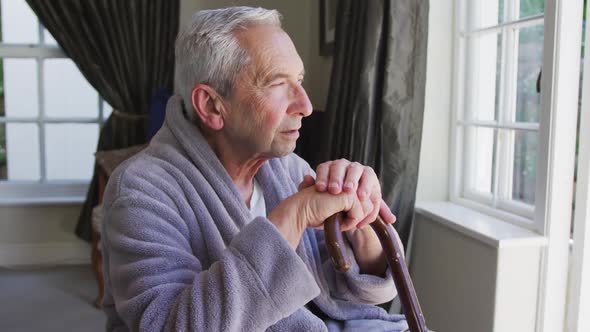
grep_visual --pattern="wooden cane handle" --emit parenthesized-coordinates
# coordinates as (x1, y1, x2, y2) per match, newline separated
(324, 213, 352, 272)
(324, 213, 428, 332)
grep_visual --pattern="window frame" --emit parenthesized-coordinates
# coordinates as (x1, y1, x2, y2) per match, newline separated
(450, 0, 546, 232)
(567, 0, 590, 327)
(452, 1, 584, 331)
(0, 22, 108, 204)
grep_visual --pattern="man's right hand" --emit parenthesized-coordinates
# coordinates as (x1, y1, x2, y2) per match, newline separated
(268, 177, 366, 250)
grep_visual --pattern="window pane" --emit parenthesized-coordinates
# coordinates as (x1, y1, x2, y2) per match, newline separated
(520, 0, 544, 18)
(511, 130, 537, 204)
(0, 0, 39, 44)
(5, 123, 40, 180)
(514, 24, 543, 123)
(3, 58, 39, 118)
(467, 0, 504, 30)
(45, 124, 98, 181)
(44, 59, 98, 118)
(467, 126, 496, 194)
(467, 33, 502, 122)
(102, 99, 113, 121)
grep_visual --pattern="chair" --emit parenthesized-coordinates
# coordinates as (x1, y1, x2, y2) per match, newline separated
(91, 145, 147, 308)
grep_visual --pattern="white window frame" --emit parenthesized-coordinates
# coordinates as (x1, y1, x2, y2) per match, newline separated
(566, 0, 590, 325)
(451, 0, 549, 232)
(0, 22, 109, 205)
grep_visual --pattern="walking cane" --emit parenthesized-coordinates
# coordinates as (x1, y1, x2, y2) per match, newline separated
(324, 212, 428, 332)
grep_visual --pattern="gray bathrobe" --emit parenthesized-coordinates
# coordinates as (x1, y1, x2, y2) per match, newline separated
(101, 95, 408, 331)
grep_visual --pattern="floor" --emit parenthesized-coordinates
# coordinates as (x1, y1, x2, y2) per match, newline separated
(0, 265, 105, 332)
(0, 264, 403, 331)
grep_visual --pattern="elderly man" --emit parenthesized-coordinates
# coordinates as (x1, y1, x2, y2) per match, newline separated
(101, 6, 408, 332)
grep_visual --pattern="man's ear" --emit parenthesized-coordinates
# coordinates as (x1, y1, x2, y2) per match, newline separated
(191, 84, 225, 130)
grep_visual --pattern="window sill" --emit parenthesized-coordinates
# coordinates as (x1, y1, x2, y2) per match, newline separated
(0, 196, 85, 206)
(0, 182, 88, 206)
(415, 201, 548, 248)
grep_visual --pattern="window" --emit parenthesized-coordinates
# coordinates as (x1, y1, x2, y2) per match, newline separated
(452, 0, 546, 227)
(450, 0, 583, 329)
(0, 0, 112, 203)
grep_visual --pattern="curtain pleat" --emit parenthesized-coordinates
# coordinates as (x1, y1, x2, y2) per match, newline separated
(26, 0, 180, 241)
(310, 0, 429, 245)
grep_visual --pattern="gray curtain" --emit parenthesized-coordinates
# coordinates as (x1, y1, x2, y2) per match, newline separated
(26, 0, 179, 241)
(316, 0, 429, 245)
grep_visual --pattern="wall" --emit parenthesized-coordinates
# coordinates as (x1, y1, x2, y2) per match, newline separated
(411, 213, 497, 331)
(411, 209, 542, 332)
(415, 0, 453, 202)
(0, 204, 88, 266)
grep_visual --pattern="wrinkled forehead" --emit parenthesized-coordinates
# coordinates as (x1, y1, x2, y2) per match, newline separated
(234, 25, 304, 84)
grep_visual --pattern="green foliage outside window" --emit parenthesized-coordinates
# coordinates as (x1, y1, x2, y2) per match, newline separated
(520, 0, 545, 17)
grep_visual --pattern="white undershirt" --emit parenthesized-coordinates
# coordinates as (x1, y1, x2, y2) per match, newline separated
(249, 179, 267, 218)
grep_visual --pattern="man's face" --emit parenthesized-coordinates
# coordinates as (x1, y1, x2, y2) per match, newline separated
(222, 24, 313, 159)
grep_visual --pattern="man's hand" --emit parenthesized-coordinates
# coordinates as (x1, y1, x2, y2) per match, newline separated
(311, 159, 397, 275)
(313, 159, 396, 228)
(268, 184, 366, 250)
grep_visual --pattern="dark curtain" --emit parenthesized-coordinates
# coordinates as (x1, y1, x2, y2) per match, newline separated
(26, 0, 180, 241)
(305, 0, 429, 245)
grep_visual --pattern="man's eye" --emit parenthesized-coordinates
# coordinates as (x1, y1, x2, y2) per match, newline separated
(271, 81, 286, 87)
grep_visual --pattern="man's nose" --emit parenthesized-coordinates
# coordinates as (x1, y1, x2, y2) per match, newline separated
(289, 84, 313, 117)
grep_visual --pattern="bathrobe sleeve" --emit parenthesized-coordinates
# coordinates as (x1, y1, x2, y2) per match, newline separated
(285, 154, 399, 305)
(102, 180, 320, 331)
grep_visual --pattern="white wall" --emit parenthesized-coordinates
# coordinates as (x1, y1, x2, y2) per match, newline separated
(411, 211, 542, 332)
(415, 0, 454, 202)
(411, 213, 497, 331)
(0, 204, 89, 266)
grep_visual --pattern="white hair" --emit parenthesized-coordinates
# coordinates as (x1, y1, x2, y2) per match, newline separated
(174, 6, 282, 117)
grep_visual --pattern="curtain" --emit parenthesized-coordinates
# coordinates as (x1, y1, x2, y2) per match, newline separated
(26, 0, 180, 241)
(312, 0, 429, 245)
